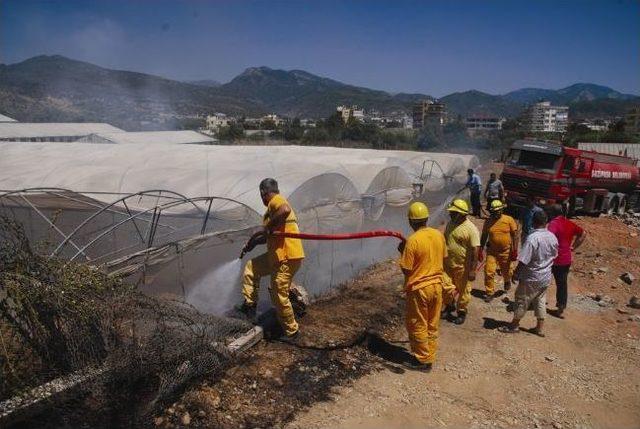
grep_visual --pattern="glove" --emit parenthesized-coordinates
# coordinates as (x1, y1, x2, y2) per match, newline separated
(510, 247, 518, 261)
(478, 247, 484, 263)
(239, 239, 256, 259)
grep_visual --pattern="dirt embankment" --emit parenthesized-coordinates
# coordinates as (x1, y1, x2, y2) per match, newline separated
(155, 215, 640, 429)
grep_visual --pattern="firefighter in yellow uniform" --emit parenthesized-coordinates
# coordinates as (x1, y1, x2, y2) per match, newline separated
(399, 202, 447, 372)
(442, 199, 480, 325)
(480, 200, 518, 302)
(238, 178, 305, 340)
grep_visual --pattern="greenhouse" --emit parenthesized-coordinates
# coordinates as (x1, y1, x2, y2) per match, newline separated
(0, 141, 478, 423)
(0, 142, 479, 313)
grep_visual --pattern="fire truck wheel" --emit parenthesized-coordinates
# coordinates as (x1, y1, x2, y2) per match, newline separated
(607, 196, 619, 216)
(617, 197, 627, 215)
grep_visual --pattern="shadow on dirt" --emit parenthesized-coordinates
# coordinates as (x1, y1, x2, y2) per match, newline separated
(365, 331, 412, 368)
(471, 288, 486, 299)
(482, 317, 511, 330)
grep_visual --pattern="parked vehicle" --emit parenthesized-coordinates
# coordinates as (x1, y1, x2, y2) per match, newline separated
(501, 139, 640, 215)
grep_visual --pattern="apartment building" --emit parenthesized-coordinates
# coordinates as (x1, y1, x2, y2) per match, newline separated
(524, 101, 569, 133)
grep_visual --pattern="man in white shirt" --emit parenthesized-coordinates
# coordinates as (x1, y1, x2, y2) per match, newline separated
(484, 173, 504, 211)
(499, 209, 558, 337)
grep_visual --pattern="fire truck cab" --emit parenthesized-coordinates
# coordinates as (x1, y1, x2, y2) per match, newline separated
(501, 139, 640, 215)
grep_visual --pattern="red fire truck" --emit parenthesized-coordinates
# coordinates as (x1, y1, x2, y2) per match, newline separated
(501, 139, 640, 215)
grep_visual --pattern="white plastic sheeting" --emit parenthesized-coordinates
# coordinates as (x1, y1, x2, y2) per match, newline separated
(76, 131, 216, 145)
(578, 142, 640, 161)
(0, 123, 123, 140)
(0, 142, 478, 314)
(0, 143, 477, 212)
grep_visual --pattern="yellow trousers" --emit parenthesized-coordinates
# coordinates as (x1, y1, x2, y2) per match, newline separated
(241, 253, 302, 336)
(443, 265, 471, 314)
(484, 253, 512, 296)
(406, 284, 442, 364)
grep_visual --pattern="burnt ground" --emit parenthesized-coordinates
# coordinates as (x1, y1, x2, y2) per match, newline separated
(151, 261, 409, 429)
(153, 214, 640, 429)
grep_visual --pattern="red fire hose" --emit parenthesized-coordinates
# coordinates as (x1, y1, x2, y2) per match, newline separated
(270, 230, 406, 242)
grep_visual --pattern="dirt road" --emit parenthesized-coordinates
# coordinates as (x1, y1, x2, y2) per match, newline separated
(159, 215, 640, 429)
(288, 216, 640, 429)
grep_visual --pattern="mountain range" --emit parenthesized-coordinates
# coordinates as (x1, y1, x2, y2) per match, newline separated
(0, 55, 637, 130)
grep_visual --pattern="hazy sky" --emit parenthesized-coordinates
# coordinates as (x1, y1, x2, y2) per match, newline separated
(2, 0, 639, 96)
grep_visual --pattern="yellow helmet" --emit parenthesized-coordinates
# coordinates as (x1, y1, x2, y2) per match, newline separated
(490, 199, 507, 212)
(408, 202, 429, 221)
(447, 199, 470, 215)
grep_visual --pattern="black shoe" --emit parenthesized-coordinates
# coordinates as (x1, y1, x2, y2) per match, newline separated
(278, 330, 300, 345)
(235, 301, 256, 320)
(453, 312, 467, 325)
(290, 291, 307, 317)
(441, 304, 455, 318)
(484, 294, 494, 303)
(403, 356, 433, 373)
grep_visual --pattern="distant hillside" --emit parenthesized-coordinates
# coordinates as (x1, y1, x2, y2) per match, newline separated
(444, 84, 639, 119)
(0, 55, 637, 128)
(187, 79, 222, 88)
(504, 83, 637, 105)
(0, 55, 260, 130)
(216, 66, 428, 117)
(568, 98, 640, 119)
(440, 90, 524, 119)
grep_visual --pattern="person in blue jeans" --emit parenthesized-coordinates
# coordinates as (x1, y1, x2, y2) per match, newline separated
(461, 169, 482, 217)
(520, 195, 544, 241)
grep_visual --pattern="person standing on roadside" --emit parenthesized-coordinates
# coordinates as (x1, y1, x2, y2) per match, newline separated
(520, 195, 544, 241)
(461, 169, 482, 217)
(398, 202, 447, 372)
(480, 200, 518, 302)
(442, 199, 480, 325)
(499, 210, 558, 337)
(484, 173, 504, 212)
(547, 204, 586, 319)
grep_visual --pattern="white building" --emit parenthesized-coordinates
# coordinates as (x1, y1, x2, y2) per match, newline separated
(205, 113, 233, 132)
(525, 101, 569, 133)
(465, 117, 506, 133)
(576, 120, 610, 132)
(261, 114, 284, 128)
(401, 115, 413, 129)
(336, 105, 365, 123)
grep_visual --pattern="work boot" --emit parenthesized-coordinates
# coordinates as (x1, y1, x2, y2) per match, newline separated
(453, 312, 467, 325)
(403, 356, 433, 373)
(235, 301, 257, 320)
(441, 304, 455, 319)
(278, 330, 300, 345)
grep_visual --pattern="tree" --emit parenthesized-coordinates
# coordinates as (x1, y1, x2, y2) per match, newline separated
(416, 123, 445, 150)
(217, 123, 245, 141)
(261, 118, 277, 130)
(283, 118, 304, 141)
(302, 127, 330, 144)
